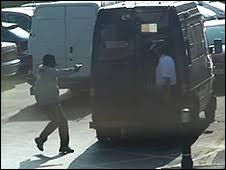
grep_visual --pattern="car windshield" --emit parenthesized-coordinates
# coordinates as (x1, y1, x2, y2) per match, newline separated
(7, 26, 29, 39)
(205, 25, 225, 45)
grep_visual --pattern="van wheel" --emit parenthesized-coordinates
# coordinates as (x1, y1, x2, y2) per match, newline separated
(96, 128, 110, 143)
(189, 98, 200, 121)
(96, 128, 121, 144)
(204, 96, 216, 123)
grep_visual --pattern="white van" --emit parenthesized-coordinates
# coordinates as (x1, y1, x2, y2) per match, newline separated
(28, 1, 100, 93)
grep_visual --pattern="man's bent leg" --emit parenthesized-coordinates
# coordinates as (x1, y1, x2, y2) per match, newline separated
(59, 119, 69, 147)
(35, 122, 57, 152)
(39, 121, 58, 142)
(53, 104, 70, 147)
(54, 104, 74, 153)
(35, 105, 58, 151)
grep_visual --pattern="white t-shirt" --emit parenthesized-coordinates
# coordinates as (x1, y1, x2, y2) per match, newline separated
(155, 55, 176, 86)
(35, 65, 75, 105)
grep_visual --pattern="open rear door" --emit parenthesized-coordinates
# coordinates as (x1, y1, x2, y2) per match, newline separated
(93, 10, 136, 106)
(65, 5, 98, 78)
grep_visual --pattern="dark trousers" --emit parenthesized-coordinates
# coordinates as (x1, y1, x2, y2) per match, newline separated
(38, 103, 69, 147)
(150, 85, 180, 123)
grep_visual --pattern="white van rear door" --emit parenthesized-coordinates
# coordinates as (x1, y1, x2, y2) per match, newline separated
(31, 6, 66, 70)
(66, 5, 97, 77)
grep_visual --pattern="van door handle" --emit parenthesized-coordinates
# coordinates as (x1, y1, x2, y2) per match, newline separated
(70, 46, 73, 53)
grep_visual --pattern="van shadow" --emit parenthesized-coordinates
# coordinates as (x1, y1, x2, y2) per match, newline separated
(7, 92, 91, 122)
(67, 121, 208, 169)
(19, 154, 64, 169)
(67, 139, 184, 169)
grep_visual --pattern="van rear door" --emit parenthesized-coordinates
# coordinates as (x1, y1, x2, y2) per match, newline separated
(65, 4, 98, 78)
(30, 6, 66, 69)
(92, 10, 136, 105)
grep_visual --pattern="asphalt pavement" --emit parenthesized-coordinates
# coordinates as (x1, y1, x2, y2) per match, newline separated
(1, 75, 225, 169)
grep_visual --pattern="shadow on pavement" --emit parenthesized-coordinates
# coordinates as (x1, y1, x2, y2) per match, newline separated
(67, 139, 182, 169)
(1, 73, 26, 92)
(67, 120, 210, 169)
(7, 92, 91, 122)
(19, 154, 64, 169)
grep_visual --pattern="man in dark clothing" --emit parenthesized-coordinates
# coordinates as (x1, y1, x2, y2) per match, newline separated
(34, 54, 81, 154)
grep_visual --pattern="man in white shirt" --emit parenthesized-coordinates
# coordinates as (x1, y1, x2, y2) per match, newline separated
(151, 42, 179, 125)
(34, 54, 81, 154)
(155, 42, 177, 104)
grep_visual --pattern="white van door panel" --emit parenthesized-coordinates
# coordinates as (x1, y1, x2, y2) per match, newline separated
(66, 6, 97, 78)
(31, 7, 66, 70)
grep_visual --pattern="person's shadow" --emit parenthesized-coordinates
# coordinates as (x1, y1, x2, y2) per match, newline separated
(19, 154, 65, 169)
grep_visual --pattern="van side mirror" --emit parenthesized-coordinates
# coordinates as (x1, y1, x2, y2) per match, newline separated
(214, 39, 223, 54)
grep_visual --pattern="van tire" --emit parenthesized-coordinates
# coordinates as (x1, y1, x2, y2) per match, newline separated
(96, 128, 110, 143)
(204, 95, 216, 123)
(96, 128, 122, 144)
(189, 97, 200, 121)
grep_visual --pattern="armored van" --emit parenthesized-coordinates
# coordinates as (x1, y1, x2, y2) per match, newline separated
(90, 1, 217, 141)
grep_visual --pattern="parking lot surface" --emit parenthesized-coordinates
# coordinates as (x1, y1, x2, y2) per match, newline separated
(1, 75, 225, 169)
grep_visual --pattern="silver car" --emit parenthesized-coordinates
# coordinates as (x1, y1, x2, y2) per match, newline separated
(1, 42, 21, 76)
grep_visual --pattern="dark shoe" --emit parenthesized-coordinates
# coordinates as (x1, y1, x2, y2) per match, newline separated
(35, 137, 44, 151)
(59, 146, 74, 154)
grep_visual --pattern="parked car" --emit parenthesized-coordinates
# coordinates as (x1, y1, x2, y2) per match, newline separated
(1, 22, 32, 73)
(204, 19, 225, 78)
(1, 42, 21, 76)
(1, 7, 34, 32)
(197, 5, 218, 21)
(197, 1, 225, 19)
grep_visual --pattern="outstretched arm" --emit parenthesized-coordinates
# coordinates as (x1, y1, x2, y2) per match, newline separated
(56, 64, 82, 77)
